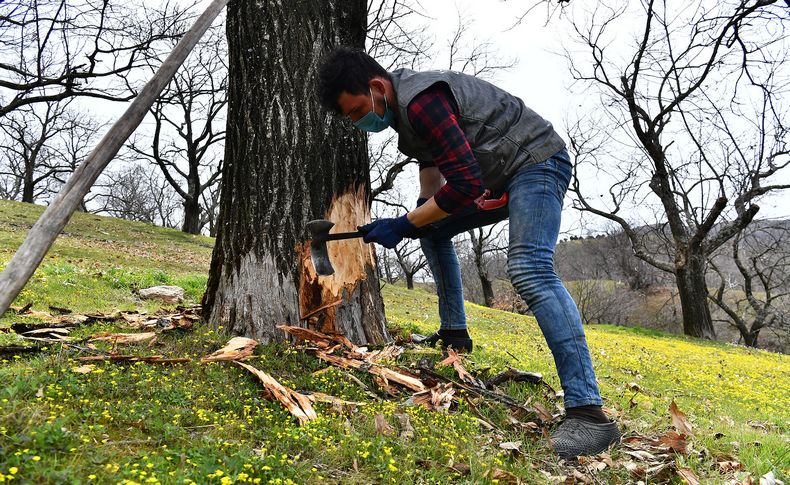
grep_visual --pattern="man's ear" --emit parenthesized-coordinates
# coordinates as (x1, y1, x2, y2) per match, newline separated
(369, 77, 386, 96)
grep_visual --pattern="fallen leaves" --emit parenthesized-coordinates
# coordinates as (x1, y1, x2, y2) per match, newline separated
(200, 337, 258, 362)
(669, 400, 692, 436)
(676, 467, 700, 485)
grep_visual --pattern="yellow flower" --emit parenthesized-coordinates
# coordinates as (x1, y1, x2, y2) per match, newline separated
(31, 456, 41, 462)
(7, 469, 16, 476)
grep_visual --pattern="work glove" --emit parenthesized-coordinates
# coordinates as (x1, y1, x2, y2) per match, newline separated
(358, 215, 417, 249)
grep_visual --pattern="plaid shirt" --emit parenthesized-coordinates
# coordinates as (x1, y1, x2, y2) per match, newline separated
(406, 83, 485, 214)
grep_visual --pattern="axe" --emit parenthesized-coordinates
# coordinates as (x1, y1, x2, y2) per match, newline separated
(305, 219, 366, 276)
(306, 191, 510, 276)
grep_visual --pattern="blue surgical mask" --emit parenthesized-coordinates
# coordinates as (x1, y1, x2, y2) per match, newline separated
(354, 89, 394, 132)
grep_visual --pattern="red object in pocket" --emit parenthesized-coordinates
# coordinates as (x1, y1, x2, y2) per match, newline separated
(474, 189, 509, 211)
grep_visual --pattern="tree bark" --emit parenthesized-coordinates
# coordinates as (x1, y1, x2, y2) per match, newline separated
(405, 273, 414, 290)
(182, 195, 201, 234)
(203, 0, 388, 345)
(675, 250, 716, 339)
(479, 272, 495, 307)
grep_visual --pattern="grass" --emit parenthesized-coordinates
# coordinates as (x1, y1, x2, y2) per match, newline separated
(1, 199, 788, 484)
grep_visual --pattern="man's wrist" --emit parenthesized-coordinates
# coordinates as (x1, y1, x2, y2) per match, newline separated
(397, 213, 418, 236)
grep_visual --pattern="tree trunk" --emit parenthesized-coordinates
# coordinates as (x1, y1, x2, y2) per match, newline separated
(182, 195, 201, 234)
(675, 251, 716, 339)
(474, 250, 494, 307)
(479, 273, 494, 307)
(405, 273, 414, 290)
(202, 0, 388, 345)
(22, 169, 34, 203)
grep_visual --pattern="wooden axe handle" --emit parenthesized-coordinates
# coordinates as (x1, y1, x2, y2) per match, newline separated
(323, 230, 365, 242)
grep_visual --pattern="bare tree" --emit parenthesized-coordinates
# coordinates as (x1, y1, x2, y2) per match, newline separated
(0, 100, 79, 203)
(95, 164, 180, 228)
(467, 223, 507, 306)
(392, 240, 428, 289)
(366, 0, 432, 71)
(708, 222, 790, 348)
(128, 26, 226, 234)
(0, 0, 191, 117)
(566, 0, 789, 339)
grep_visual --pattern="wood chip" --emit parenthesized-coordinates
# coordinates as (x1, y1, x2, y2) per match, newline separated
(315, 351, 426, 392)
(438, 349, 485, 387)
(72, 364, 95, 374)
(77, 355, 191, 363)
(234, 361, 316, 425)
(90, 332, 157, 345)
(200, 337, 258, 362)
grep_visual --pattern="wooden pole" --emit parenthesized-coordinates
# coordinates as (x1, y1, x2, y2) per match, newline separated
(0, 0, 229, 315)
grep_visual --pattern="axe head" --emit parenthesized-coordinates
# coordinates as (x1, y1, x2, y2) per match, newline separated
(306, 219, 336, 276)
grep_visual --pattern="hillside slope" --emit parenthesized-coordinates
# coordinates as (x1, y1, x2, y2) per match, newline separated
(1, 199, 787, 484)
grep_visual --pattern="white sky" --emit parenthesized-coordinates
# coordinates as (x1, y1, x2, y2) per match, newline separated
(101, 0, 789, 236)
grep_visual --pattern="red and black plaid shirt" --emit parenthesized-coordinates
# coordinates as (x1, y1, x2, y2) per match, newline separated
(406, 83, 485, 214)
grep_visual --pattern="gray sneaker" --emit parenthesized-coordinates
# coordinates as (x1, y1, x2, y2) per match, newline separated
(550, 418, 621, 458)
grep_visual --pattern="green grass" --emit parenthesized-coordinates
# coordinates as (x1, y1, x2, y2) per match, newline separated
(1, 199, 788, 484)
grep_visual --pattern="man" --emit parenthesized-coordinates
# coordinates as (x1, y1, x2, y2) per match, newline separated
(317, 47, 620, 458)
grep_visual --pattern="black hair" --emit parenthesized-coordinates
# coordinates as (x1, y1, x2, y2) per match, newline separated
(316, 46, 390, 114)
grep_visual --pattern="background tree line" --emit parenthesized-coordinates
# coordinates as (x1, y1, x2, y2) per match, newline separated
(1, 0, 787, 351)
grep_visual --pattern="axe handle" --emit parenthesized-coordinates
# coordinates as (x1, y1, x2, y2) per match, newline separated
(323, 230, 365, 242)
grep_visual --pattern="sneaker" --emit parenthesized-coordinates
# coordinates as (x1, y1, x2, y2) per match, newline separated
(411, 331, 473, 352)
(550, 418, 621, 458)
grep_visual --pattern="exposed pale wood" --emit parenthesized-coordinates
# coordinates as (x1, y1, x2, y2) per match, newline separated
(200, 336, 258, 362)
(0, 0, 230, 316)
(234, 361, 317, 425)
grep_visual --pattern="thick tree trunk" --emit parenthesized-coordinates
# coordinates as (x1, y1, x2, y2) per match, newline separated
(479, 273, 495, 307)
(675, 251, 716, 339)
(22, 170, 34, 203)
(405, 273, 414, 290)
(474, 251, 495, 307)
(203, 0, 388, 345)
(182, 195, 201, 234)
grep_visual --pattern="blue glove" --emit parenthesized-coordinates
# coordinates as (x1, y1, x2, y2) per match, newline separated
(358, 215, 417, 249)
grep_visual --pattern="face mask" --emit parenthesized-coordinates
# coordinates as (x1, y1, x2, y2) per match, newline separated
(354, 89, 394, 132)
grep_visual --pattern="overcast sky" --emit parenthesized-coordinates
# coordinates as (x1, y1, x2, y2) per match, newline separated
(123, 0, 789, 236)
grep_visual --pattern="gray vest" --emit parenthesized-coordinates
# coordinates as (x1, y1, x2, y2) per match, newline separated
(390, 68, 566, 191)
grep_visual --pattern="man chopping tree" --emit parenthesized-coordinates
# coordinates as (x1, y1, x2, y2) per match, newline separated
(316, 47, 620, 458)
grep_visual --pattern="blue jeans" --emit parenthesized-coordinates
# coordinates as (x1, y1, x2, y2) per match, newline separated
(419, 149, 603, 408)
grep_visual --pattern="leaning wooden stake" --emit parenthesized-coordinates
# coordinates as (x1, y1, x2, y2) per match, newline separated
(0, 0, 229, 316)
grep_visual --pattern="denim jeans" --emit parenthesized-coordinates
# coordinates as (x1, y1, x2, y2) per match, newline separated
(419, 149, 603, 408)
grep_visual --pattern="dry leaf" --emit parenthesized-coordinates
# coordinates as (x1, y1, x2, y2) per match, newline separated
(90, 332, 157, 345)
(534, 401, 553, 422)
(677, 467, 701, 485)
(234, 361, 316, 425)
(658, 430, 688, 454)
(201, 337, 258, 362)
(72, 364, 95, 374)
(485, 468, 519, 484)
(374, 414, 395, 436)
(669, 400, 692, 435)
